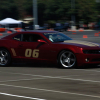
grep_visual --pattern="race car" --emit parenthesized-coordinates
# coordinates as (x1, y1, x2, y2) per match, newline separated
(0, 30, 100, 68)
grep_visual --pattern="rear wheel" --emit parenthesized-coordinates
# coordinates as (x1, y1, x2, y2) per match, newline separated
(0, 48, 11, 66)
(58, 50, 76, 68)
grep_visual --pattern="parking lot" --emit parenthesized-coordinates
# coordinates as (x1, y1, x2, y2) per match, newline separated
(0, 30, 100, 100)
(1, 66, 100, 100)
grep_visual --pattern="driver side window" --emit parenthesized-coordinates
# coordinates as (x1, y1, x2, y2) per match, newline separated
(22, 34, 43, 42)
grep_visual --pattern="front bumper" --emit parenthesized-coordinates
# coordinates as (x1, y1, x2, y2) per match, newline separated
(76, 53, 100, 66)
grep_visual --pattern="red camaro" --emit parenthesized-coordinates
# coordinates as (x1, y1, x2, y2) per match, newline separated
(0, 30, 100, 68)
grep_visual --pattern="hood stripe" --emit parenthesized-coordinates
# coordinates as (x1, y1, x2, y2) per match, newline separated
(64, 40, 99, 47)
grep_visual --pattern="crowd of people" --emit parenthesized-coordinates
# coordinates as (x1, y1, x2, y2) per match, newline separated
(43, 21, 100, 31)
(43, 21, 70, 31)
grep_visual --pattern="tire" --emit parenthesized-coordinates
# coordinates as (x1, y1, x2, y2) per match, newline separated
(0, 48, 11, 67)
(58, 50, 76, 68)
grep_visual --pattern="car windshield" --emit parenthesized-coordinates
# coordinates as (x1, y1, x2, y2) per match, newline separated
(44, 32, 72, 42)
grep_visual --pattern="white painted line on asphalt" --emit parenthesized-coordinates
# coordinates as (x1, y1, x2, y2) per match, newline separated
(58, 77, 100, 83)
(73, 69, 100, 73)
(0, 78, 47, 83)
(1, 76, 100, 83)
(58, 74, 98, 77)
(0, 71, 76, 78)
(87, 74, 97, 76)
(0, 71, 100, 83)
(58, 73, 100, 77)
(0, 92, 46, 100)
(57, 75, 80, 77)
(0, 84, 100, 99)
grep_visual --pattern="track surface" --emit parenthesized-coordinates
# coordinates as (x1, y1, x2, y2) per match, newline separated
(0, 30, 100, 100)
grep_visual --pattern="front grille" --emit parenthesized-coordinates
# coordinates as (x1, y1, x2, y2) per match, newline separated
(83, 50, 100, 54)
(92, 58, 100, 62)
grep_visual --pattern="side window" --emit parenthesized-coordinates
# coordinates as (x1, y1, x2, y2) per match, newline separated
(29, 34, 42, 42)
(22, 34, 43, 42)
(13, 34, 22, 41)
(22, 34, 30, 42)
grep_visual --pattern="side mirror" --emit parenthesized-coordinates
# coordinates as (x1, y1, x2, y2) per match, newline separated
(38, 39, 47, 43)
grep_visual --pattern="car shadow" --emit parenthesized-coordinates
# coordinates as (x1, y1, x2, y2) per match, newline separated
(10, 62, 57, 68)
(76, 64, 100, 69)
(9, 63, 100, 69)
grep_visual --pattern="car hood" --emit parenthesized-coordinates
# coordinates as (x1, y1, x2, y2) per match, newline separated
(63, 40, 100, 48)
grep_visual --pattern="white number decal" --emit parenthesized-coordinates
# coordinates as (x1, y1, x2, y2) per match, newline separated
(25, 49, 39, 58)
(25, 49, 32, 57)
(32, 49, 39, 58)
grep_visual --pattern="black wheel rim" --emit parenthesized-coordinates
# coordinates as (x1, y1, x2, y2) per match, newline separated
(60, 51, 76, 68)
(0, 50, 8, 65)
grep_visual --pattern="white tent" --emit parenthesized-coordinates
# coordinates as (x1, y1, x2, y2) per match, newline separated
(0, 18, 22, 25)
(0, 18, 22, 29)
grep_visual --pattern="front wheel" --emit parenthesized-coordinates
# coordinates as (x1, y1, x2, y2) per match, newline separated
(58, 50, 76, 68)
(0, 49, 11, 67)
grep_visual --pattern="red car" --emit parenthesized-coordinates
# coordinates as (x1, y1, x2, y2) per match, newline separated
(0, 30, 100, 68)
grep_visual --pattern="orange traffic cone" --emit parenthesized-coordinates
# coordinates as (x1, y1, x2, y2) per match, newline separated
(94, 33, 99, 36)
(72, 30, 76, 32)
(79, 28, 84, 32)
(83, 35, 88, 38)
(0, 33, 3, 36)
(72, 33, 76, 34)
(7, 31, 12, 34)
(17, 30, 21, 32)
(68, 28, 71, 31)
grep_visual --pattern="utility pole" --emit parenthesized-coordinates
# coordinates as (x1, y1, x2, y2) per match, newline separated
(96, 0, 100, 29)
(33, 0, 38, 30)
(71, 0, 76, 30)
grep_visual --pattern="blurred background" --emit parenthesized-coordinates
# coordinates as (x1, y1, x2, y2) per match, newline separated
(0, 0, 100, 30)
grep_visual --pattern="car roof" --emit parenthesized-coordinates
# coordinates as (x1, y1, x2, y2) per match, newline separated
(22, 30, 57, 33)
(1, 30, 58, 39)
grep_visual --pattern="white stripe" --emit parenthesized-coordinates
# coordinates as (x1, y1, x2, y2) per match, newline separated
(0, 78, 46, 83)
(64, 40, 99, 47)
(0, 71, 100, 83)
(0, 84, 100, 99)
(0, 92, 45, 100)
(0, 77, 100, 83)
(73, 69, 100, 73)
(1, 69, 100, 75)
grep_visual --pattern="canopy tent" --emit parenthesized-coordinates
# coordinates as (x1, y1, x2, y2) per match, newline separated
(0, 18, 22, 25)
(0, 18, 22, 30)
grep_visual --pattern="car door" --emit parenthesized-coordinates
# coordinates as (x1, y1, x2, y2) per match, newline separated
(17, 33, 39, 60)
(36, 42, 57, 62)
(18, 33, 57, 63)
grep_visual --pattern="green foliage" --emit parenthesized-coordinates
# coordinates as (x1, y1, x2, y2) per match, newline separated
(0, 0, 99, 25)
(0, 0, 18, 19)
(75, 0, 97, 23)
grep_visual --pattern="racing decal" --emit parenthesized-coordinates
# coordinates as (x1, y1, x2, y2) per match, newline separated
(25, 49, 32, 57)
(25, 49, 39, 58)
(64, 40, 99, 47)
(11, 48, 16, 56)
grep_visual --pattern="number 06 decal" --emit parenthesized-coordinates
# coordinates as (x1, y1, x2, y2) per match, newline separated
(25, 49, 39, 58)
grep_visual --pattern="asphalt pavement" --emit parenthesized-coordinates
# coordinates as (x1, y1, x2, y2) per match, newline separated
(0, 30, 100, 100)
(63, 30, 100, 43)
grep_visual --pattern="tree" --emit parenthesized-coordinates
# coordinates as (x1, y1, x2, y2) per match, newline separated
(0, 0, 99, 25)
(75, 0, 97, 23)
(14, 0, 27, 19)
(0, 0, 18, 19)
